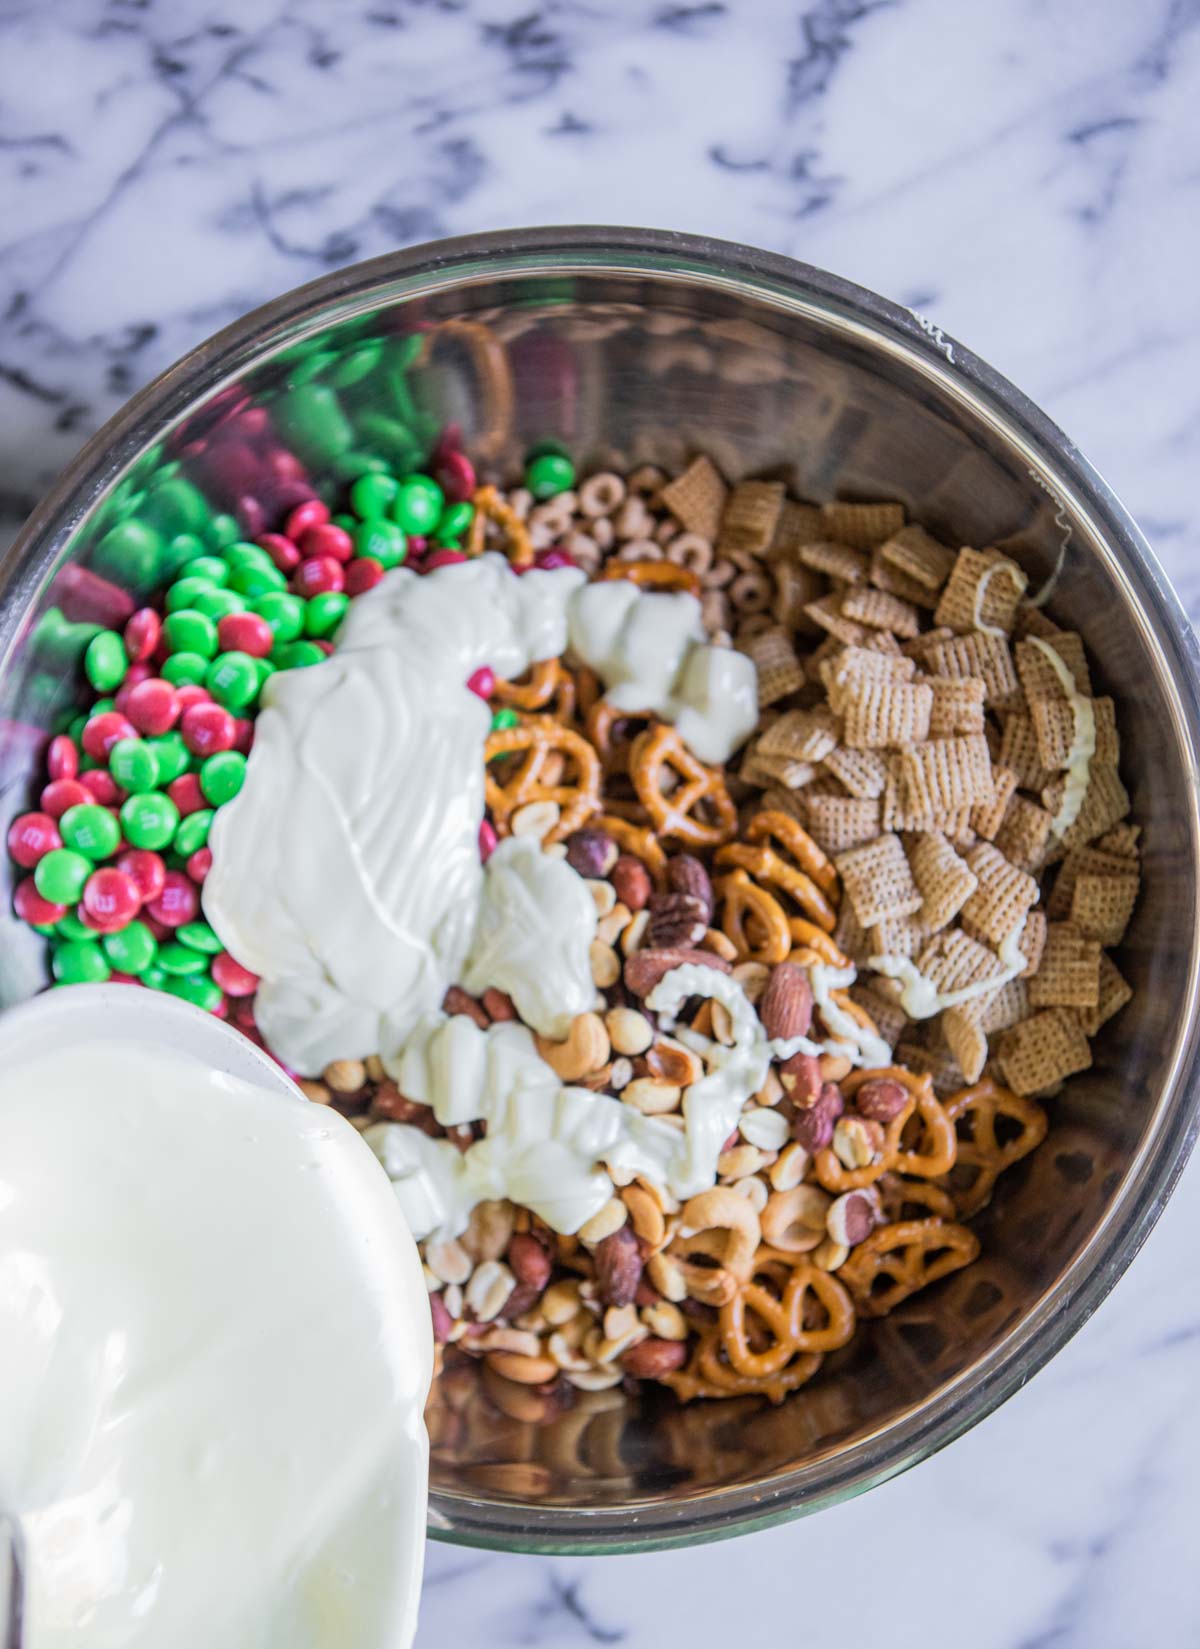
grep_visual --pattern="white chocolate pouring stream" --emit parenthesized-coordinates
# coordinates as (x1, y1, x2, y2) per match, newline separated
(204, 554, 757, 1078)
(0, 988, 432, 1649)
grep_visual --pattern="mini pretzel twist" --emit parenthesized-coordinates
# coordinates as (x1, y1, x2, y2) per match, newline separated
(630, 724, 737, 849)
(718, 1256, 856, 1380)
(591, 813, 669, 889)
(669, 1187, 761, 1305)
(585, 700, 656, 775)
(715, 842, 837, 934)
(813, 1066, 920, 1193)
(663, 1324, 824, 1404)
(598, 558, 701, 597)
(941, 1078, 1048, 1217)
(484, 719, 601, 841)
(876, 1172, 957, 1224)
(745, 809, 840, 904)
(716, 868, 792, 965)
(788, 917, 852, 969)
(838, 1217, 980, 1318)
(492, 659, 573, 714)
(468, 484, 534, 567)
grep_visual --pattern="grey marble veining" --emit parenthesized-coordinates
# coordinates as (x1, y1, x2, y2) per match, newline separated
(1, 1, 1198, 1645)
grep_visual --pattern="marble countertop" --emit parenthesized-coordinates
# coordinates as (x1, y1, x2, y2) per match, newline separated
(2, 1, 1198, 1643)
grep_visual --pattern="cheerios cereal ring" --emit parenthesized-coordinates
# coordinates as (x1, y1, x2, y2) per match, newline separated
(715, 841, 836, 933)
(631, 724, 737, 849)
(484, 720, 601, 841)
(745, 809, 839, 903)
(468, 483, 534, 567)
(716, 869, 792, 966)
(838, 1217, 980, 1318)
(598, 558, 701, 597)
(941, 1079, 1048, 1217)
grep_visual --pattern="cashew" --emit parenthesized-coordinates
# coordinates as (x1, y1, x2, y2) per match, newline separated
(670, 1186, 761, 1302)
(535, 1012, 611, 1082)
(761, 1184, 831, 1253)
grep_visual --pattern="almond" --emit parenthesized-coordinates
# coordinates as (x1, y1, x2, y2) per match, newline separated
(620, 1337, 688, 1377)
(759, 962, 814, 1042)
(792, 1082, 845, 1152)
(594, 1224, 643, 1307)
(624, 946, 732, 997)
(507, 1232, 553, 1291)
(611, 854, 653, 911)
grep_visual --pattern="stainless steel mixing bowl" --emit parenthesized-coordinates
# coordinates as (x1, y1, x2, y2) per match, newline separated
(2, 228, 1198, 1554)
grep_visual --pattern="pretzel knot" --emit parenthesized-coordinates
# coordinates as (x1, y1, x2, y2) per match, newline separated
(719, 1258, 856, 1378)
(876, 1172, 957, 1224)
(813, 1066, 921, 1194)
(484, 719, 601, 841)
(591, 813, 669, 889)
(715, 842, 837, 934)
(598, 558, 701, 597)
(630, 724, 737, 849)
(941, 1078, 1048, 1217)
(492, 658, 574, 717)
(745, 809, 840, 904)
(468, 484, 534, 567)
(663, 1325, 823, 1404)
(716, 868, 792, 966)
(585, 699, 656, 776)
(788, 917, 851, 969)
(838, 1217, 980, 1317)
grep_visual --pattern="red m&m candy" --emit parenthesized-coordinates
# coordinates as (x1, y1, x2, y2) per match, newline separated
(126, 678, 180, 736)
(181, 701, 236, 757)
(294, 556, 344, 598)
(47, 735, 79, 782)
(81, 867, 141, 931)
(117, 848, 166, 904)
(82, 711, 136, 762)
(147, 870, 199, 929)
(212, 951, 259, 997)
(7, 812, 62, 869)
(41, 779, 92, 819)
(217, 612, 273, 659)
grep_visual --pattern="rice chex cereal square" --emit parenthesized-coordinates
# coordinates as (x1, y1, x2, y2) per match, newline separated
(971, 765, 1018, 841)
(836, 832, 923, 927)
(998, 1008, 1093, 1095)
(802, 794, 883, 855)
(877, 525, 957, 594)
(768, 499, 823, 560)
(819, 500, 906, 549)
(998, 709, 1054, 792)
(961, 841, 1039, 950)
(843, 680, 935, 750)
(907, 830, 978, 930)
(718, 480, 785, 556)
(934, 548, 1026, 636)
(994, 794, 1054, 873)
(840, 585, 922, 638)
(823, 744, 890, 799)
(1042, 763, 1130, 849)
(757, 705, 839, 764)
(743, 625, 807, 707)
(928, 676, 987, 737)
(1074, 953, 1133, 1036)
(1070, 870, 1139, 945)
(798, 539, 870, 584)
(660, 456, 727, 539)
(900, 735, 995, 816)
(925, 631, 1021, 710)
(1027, 923, 1102, 1009)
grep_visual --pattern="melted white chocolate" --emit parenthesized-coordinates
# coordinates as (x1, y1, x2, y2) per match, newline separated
(205, 555, 756, 1075)
(1029, 635, 1096, 838)
(0, 1038, 431, 1649)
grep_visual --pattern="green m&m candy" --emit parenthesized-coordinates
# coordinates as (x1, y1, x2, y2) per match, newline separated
(192, 587, 245, 624)
(392, 475, 443, 535)
(435, 500, 474, 544)
(525, 451, 575, 499)
(35, 848, 92, 906)
(205, 651, 259, 710)
(163, 609, 218, 658)
(305, 592, 349, 639)
(109, 738, 160, 794)
(228, 562, 286, 599)
(120, 792, 179, 851)
(163, 972, 224, 1012)
(162, 651, 210, 688)
(253, 592, 306, 643)
(187, 555, 230, 587)
(200, 750, 246, 806)
(272, 640, 325, 671)
(350, 472, 400, 520)
(56, 911, 96, 942)
(166, 576, 217, 613)
(59, 803, 121, 861)
(177, 920, 222, 955)
(103, 920, 158, 975)
(158, 940, 210, 977)
(173, 809, 213, 858)
(353, 517, 406, 569)
(147, 731, 191, 785)
(491, 708, 520, 733)
(84, 630, 128, 693)
(52, 939, 111, 985)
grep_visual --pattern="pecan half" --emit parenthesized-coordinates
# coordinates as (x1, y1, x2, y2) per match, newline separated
(667, 854, 715, 921)
(646, 891, 708, 949)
